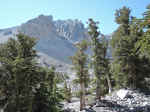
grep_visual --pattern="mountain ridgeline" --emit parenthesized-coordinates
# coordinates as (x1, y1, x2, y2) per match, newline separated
(0, 15, 110, 64)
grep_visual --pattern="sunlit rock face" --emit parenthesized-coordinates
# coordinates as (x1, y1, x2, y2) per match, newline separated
(0, 15, 111, 64)
(18, 15, 89, 63)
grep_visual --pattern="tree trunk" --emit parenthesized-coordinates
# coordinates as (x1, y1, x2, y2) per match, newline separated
(96, 79, 101, 100)
(80, 82, 85, 111)
(106, 74, 112, 93)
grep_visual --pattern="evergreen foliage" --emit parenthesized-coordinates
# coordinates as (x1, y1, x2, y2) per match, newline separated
(70, 40, 89, 111)
(111, 6, 150, 89)
(33, 67, 62, 112)
(0, 34, 62, 112)
(88, 19, 111, 99)
(0, 34, 39, 112)
(1, 4, 150, 112)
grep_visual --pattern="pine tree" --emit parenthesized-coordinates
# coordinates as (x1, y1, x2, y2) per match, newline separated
(33, 67, 61, 112)
(102, 38, 112, 94)
(70, 40, 89, 111)
(111, 6, 149, 89)
(88, 19, 111, 99)
(88, 19, 101, 100)
(138, 4, 150, 57)
(134, 4, 150, 89)
(0, 34, 40, 112)
(111, 7, 132, 88)
(0, 34, 62, 112)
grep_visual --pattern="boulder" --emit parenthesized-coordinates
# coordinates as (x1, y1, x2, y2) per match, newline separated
(116, 89, 128, 99)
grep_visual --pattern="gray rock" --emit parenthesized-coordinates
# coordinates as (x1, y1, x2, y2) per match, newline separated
(92, 89, 150, 112)
(116, 89, 129, 99)
(0, 15, 111, 64)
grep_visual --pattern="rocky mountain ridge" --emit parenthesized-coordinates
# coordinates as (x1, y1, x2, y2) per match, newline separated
(0, 15, 111, 70)
(0, 15, 89, 64)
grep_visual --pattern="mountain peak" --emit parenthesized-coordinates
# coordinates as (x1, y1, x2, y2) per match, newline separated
(0, 15, 91, 63)
(38, 14, 53, 21)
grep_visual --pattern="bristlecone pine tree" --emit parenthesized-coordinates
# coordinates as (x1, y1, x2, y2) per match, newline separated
(100, 37, 112, 94)
(70, 40, 89, 111)
(88, 19, 111, 99)
(0, 34, 62, 112)
(111, 6, 150, 89)
(33, 66, 61, 112)
(134, 4, 150, 89)
(111, 6, 133, 88)
(138, 4, 150, 56)
(0, 34, 40, 112)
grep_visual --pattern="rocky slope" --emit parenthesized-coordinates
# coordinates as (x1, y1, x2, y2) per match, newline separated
(36, 52, 72, 74)
(63, 89, 150, 112)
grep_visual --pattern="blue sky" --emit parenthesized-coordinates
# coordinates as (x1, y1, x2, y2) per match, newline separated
(0, 0, 150, 34)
